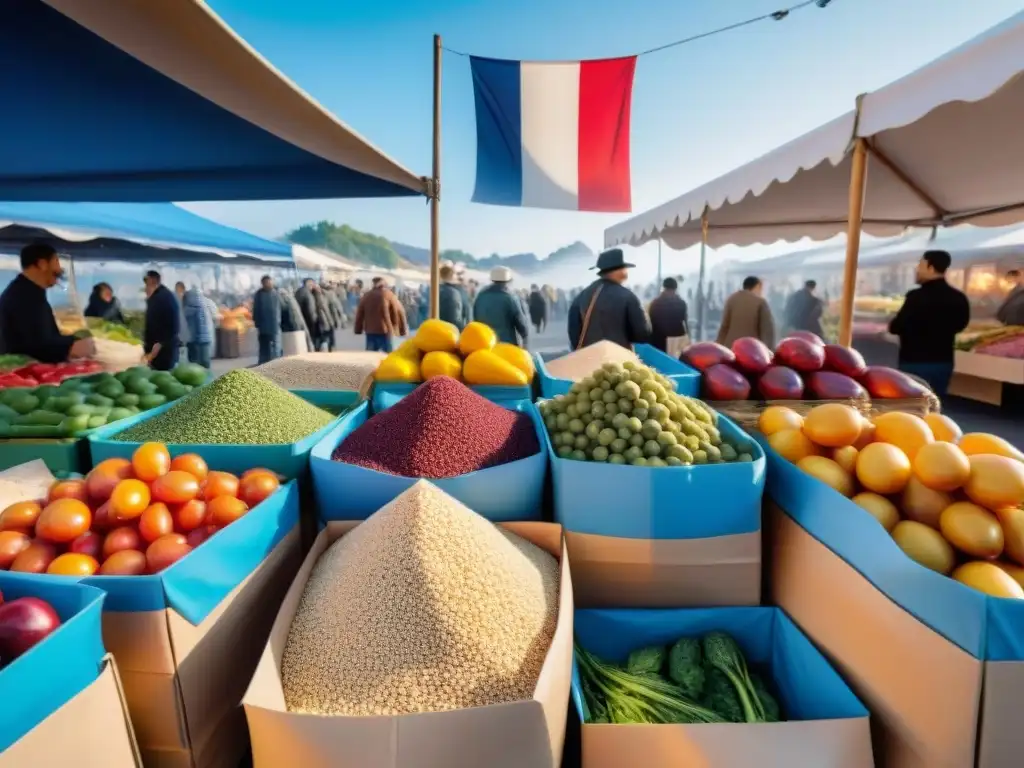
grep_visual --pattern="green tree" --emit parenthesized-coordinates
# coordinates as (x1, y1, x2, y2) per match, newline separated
(285, 221, 402, 269)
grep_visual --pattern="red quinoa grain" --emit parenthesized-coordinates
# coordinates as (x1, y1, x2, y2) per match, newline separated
(332, 377, 539, 478)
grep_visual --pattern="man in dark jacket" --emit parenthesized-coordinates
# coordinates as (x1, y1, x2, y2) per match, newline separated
(888, 250, 971, 397)
(473, 267, 529, 346)
(294, 279, 319, 345)
(253, 275, 282, 364)
(568, 249, 651, 350)
(142, 270, 180, 371)
(528, 285, 548, 334)
(0, 242, 95, 362)
(648, 277, 689, 354)
(438, 265, 470, 330)
(784, 280, 825, 337)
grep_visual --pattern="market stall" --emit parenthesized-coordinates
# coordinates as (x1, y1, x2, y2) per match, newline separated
(604, 10, 1024, 347)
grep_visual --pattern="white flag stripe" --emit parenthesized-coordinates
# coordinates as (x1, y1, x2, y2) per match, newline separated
(519, 61, 580, 210)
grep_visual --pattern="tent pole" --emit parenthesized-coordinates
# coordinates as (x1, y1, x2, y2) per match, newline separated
(838, 138, 868, 347)
(697, 210, 709, 342)
(656, 238, 662, 289)
(429, 34, 442, 319)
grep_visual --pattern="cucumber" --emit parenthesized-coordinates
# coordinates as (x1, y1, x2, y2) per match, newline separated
(16, 410, 66, 426)
(61, 413, 92, 436)
(116, 393, 140, 407)
(107, 407, 133, 423)
(87, 415, 109, 429)
(0, 403, 19, 421)
(138, 394, 168, 410)
(8, 395, 40, 415)
(96, 381, 126, 399)
(85, 394, 115, 408)
(9, 424, 63, 438)
(0, 420, 11, 438)
(66, 403, 98, 417)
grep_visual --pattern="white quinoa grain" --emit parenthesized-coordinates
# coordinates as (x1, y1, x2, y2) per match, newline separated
(544, 340, 641, 381)
(280, 480, 560, 716)
(254, 351, 386, 394)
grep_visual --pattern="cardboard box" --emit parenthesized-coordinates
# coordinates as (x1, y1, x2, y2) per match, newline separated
(565, 529, 760, 607)
(244, 520, 573, 768)
(769, 502, 1021, 768)
(0, 656, 141, 767)
(573, 606, 873, 768)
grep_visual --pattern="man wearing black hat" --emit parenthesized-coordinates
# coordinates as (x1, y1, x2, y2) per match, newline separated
(568, 248, 650, 351)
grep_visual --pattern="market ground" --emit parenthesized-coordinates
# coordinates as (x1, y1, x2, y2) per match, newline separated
(213, 323, 1024, 450)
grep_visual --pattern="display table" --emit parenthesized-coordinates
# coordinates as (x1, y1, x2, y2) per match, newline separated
(948, 350, 1024, 405)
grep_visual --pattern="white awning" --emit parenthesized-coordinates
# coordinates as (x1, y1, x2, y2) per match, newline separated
(606, 9, 1024, 251)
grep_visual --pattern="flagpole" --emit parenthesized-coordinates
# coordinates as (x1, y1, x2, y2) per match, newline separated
(656, 238, 662, 289)
(697, 209, 709, 342)
(429, 33, 442, 319)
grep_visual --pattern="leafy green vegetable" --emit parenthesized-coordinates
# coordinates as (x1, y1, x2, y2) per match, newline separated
(750, 672, 782, 723)
(702, 667, 744, 723)
(668, 637, 705, 700)
(626, 645, 666, 676)
(702, 631, 766, 723)
(576, 643, 725, 725)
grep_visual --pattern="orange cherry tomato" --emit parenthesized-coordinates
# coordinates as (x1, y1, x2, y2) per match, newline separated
(35, 498, 92, 543)
(171, 499, 207, 533)
(102, 526, 142, 560)
(169, 453, 209, 484)
(0, 530, 31, 569)
(146, 534, 192, 574)
(9, 540, 58, 573)
(48, 479, 89, 504)
(241, 467, 277, 481)
(47, 552, 99, 576)
(202, 471, 239, 501)
(151, 471, 200, 505)
(238, 472, 280, 508)
(86, 458, 134, 502)
(0, 501, 42, 531)
(99, 549, 148, 576)
(109, 479, 151, 520)
(132, 442, 171, 483)
(185, 525, 218, 548)
(69, 530, 104, 560)
(207, 495, 249, 527)
(138, 503, 174, 543)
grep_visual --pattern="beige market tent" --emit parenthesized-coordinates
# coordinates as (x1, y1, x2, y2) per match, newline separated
(605, 10, 1024, 344)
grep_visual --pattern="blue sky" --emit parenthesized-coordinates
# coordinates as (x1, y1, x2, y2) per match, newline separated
(189, 0, 1022, 269)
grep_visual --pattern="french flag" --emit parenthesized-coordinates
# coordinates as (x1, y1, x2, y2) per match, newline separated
(470, 56, 636, 212)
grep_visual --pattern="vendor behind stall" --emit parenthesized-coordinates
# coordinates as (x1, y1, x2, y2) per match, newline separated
(0, 242, 95, 362)
(142, 270, 181, 371)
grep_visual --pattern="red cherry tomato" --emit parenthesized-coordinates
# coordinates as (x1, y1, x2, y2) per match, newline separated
(171, 499, 207, 533)
(146, 534, 192, 574)
(0, 530, 31, 569)
(69, 531, 103, 560)
(238, 472, 280, 508)
(99, 549, 147, 576)
(138, 503, 174, 543)
(169, 454, 208, 484)
(207, 496, 249, 527)
(202, 471, 239, 501)
(47, 479, 88, 504)
(9, 540, 58, 573)
(151, 471, 200, 505)
(35, 498, 92, 543)
(85, 459, 134, 502)
(185, 525, 218, 549)
(102, 526, 142, 560)
(0, 501, 42, 531)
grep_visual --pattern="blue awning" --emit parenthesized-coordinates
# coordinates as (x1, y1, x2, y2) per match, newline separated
(0, 1, 427, 201)
(0, 202, 293, 265)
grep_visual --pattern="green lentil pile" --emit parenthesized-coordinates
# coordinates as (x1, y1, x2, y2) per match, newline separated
(113, 369, 335, 445)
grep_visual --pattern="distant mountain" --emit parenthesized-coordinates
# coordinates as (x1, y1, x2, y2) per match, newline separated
(390, 239, 596, 274)
(285, 220, 596, 274)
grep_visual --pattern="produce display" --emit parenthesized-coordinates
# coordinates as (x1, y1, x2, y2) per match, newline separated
(683, 334, 932, 401)
(539, 361, 753, 466)
(761, 404, 1024, 598)
(0, 443, 280, 576)
(332, 376, 539, 478)
(0, 355, 33, 372)
(254, 351, 386, 392)
(82, 318, 143, 346)
(0, 363, 207, 439)
(0, 590, 61, 668)
(0, 361, 103, 390)
(955, 325, 1024, 358)
(281, 481, 559, 715)
(543, 340, 640, 381)
(112, 369, 334, 445)
(576, 631, 782, 724)
(374, 320, 535, 386)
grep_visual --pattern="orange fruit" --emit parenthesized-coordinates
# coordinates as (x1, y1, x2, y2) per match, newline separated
(796, 456, 855, 497)
(169, 453, 209, 483)
(802, 404, 863, 448)
(958, 433, 1024, 462)
(132, 442, 171, 483)
(831, 446, 859, 475)
(757, 406, 803, 436)
(873, 412, 934, 461)
(856, 442, 911, 495)
(924, 413, 962, 443)
(912, 441, 971, 492)
(109, 479, 151, 520)
(963, 454, 1024, 509)
(35, 498, 92, 543)
(940, 502, 1004, 559)
(767, 428, 818, 464)
(202, 471, 239, 501)
(150, 471, 201, 505)
(0, 501, 42, 531)
(47, 553, 99, 576)
(207, 496, 249, 527)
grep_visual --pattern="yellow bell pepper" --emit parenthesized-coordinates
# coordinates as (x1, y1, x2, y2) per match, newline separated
(374, 353, 422, 383)
(463, 349, 529, 386)
(458, 321, 497, 357)
(395, 339, 422, 360)
(421, 350, 463, 381)
(492, 343, 535, 382)
(414, 319, 460, 353)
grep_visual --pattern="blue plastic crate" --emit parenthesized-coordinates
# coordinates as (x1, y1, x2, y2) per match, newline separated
(310, 400, 547, 522)
(758, 433, 1024, 661)
(0, 574, 106, 752)
(572, 606, 868, 724)
(371, 381, 532, 414)
(543, 404, 765, 539)
(87, 396, 344, 478)
(536, 343, 701, 399)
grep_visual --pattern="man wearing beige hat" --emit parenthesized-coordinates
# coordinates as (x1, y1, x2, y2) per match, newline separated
(473, 265, 529, 346)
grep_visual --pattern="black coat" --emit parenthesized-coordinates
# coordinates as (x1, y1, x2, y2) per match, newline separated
(84, 295, 126, 325)
(648, 291, 689, 352)
(889, 279, 971, 364)
(568, 278, 651, 350)
(0, 274, 76, 362)
(144, 285, 181, 371)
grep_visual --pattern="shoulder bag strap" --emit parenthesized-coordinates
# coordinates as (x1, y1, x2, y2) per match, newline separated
(576, 283, 604, 350)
